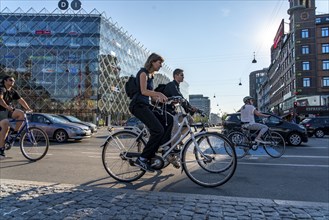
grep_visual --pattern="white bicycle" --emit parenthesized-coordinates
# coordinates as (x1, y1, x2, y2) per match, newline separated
(101, 97, 237, 187)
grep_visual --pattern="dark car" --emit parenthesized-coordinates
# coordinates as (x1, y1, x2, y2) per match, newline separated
(222, 112, 308, 146)
(124, 117, 144, 130)
(300, 117, 329, 138)
(58, 114, 98, 134)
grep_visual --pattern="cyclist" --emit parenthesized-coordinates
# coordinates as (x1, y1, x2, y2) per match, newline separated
(163, 68, 198, 115)
(0, 75, 32, 158)
(129, 53, 173, 172)
(240, 96, 269, 144)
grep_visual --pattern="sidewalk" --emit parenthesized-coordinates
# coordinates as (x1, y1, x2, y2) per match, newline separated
(1, 179, 328, 220)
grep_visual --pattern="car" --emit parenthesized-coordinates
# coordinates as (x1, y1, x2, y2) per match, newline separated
(27, 113, 92, 143)
(124, 117, 144, 130)
(57, 114, 98, 133)
(222, 112, 308, 146)
(299, 116, 329, 138)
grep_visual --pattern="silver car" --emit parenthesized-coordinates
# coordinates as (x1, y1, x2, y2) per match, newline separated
(57, 114, 98, 133)
(27, 113, 92, 143)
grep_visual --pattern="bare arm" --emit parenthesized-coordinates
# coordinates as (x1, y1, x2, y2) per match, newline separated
(139, 72, 167, 103)
(254, 109, 269, 117)
(0, 95, 15, 112)
(18, 98, 32, 111)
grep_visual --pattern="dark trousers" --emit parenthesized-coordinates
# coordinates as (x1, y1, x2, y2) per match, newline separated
(131, 103, 173, 159)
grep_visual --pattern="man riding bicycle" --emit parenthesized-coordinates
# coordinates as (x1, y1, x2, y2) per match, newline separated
(240, 96, 269, 144)
(0, 75, 32, 159)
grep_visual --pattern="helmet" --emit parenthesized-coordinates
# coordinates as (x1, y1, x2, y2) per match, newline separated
(243, 96, 254, 103)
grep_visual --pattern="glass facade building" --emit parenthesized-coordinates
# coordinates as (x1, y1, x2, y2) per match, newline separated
(0, 8, 186, 125)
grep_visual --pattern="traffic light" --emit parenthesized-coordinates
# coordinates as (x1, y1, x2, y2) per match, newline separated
(294, 102, 298, 108)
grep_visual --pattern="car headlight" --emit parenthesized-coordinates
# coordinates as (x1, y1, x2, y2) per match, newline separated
(69, 127, 82, 132)
(298, 125, 306, 130)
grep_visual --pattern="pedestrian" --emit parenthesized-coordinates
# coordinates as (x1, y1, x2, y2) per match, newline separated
(129, 53, 173, 172)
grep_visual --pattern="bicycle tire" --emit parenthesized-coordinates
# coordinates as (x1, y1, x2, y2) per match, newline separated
(102, 130, 146, 182)
(182, 132, 237, 187)
(263, 131, 286, 158)
(227, 131, 250, 159)
(20, 127, 49, 161)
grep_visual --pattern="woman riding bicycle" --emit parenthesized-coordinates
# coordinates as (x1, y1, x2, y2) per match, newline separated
(129, 53, 173, 172)
(240, 96, 269, 144)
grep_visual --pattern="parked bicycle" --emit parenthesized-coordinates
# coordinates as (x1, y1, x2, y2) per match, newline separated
(227, 123, 286, 159)
(101, 97, 237, 187)
(5, 111, 49, 161)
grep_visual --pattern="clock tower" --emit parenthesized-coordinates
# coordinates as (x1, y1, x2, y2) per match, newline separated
(287, 0, 316, 102)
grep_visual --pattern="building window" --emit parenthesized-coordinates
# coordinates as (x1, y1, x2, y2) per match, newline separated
(323, 77, 329, 87)
(302, 45, 309, 54)
(322, 44, 329, 53)
(301, 29, 309, 38)
(323, 60, 329, 70)
(322, 27, 329, 37)
(303, 78, 310, 87)
(302, 61, 310, 70)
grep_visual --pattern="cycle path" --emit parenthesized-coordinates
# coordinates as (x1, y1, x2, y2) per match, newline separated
(1, 179, 328, 219)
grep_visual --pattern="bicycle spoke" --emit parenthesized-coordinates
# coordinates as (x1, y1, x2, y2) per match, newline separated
(182, 132, 237, 187)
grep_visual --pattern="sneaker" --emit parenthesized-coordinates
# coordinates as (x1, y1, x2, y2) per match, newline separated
(167, 154, 180, 169)
(0, 148, 6, 159)
(134, 158, 155, 173)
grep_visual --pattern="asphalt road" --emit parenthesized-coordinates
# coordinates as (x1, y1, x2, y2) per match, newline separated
(1, 127, 328, 203)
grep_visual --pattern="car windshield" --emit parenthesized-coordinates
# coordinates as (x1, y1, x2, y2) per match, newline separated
(65, 115, 82, 123)
(50, 115, 70, 123)
(301, 118, 311, 123)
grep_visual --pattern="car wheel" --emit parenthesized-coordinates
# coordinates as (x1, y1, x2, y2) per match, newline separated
(54, 129, 68, 143)
(288, 132, 302, 146)
(315, 129, 325, 138)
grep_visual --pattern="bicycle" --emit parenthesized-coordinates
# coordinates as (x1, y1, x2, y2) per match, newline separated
(4, 111, 49, 161)
(227, 123, 286, 159)
(101, 97, 237, 187)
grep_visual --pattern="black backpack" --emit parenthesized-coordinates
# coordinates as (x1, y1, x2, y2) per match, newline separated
(125, 75, 139, 99)
(154, 84, 166, 93)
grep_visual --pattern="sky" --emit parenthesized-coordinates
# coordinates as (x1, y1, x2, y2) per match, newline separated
(1, 0, 329, 115)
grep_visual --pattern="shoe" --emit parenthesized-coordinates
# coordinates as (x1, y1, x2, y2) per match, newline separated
(167, 154, 180, 169)
(0, 148, 6, 159)
(134, 158, 155, 173)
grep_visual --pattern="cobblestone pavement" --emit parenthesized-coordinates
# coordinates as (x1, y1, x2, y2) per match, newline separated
(0, 179, 328, 220)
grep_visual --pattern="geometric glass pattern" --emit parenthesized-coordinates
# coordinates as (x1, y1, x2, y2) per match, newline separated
(0, 8, 182, 125)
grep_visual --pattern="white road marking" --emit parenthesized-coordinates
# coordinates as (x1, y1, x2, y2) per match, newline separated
(239, 162, 329, 168)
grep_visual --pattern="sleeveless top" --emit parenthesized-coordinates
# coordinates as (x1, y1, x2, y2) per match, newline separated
(134, 68, 154, 105)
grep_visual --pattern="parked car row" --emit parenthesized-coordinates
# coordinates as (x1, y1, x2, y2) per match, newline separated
(26, 113, 97, 143)
(222, 112, 308, 146)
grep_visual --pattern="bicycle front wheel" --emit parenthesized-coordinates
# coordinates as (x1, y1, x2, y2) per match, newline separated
(263, 131, 286, 158)
(227, 131, 250, 159)
(102, 130, 146, 182)
(20, 127, 49, 161)
(182, 132, 237, 187)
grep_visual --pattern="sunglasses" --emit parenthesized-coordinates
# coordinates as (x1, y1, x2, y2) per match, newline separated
(7, 79, 15, 82)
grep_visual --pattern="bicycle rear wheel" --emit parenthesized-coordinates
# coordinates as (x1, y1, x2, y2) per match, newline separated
(102, 130, 146, 182)
(227, 131, 250, 159)
(20, 127, 49, 161)
(182, 132, 237, 187)
(263, 131, 286, 158)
